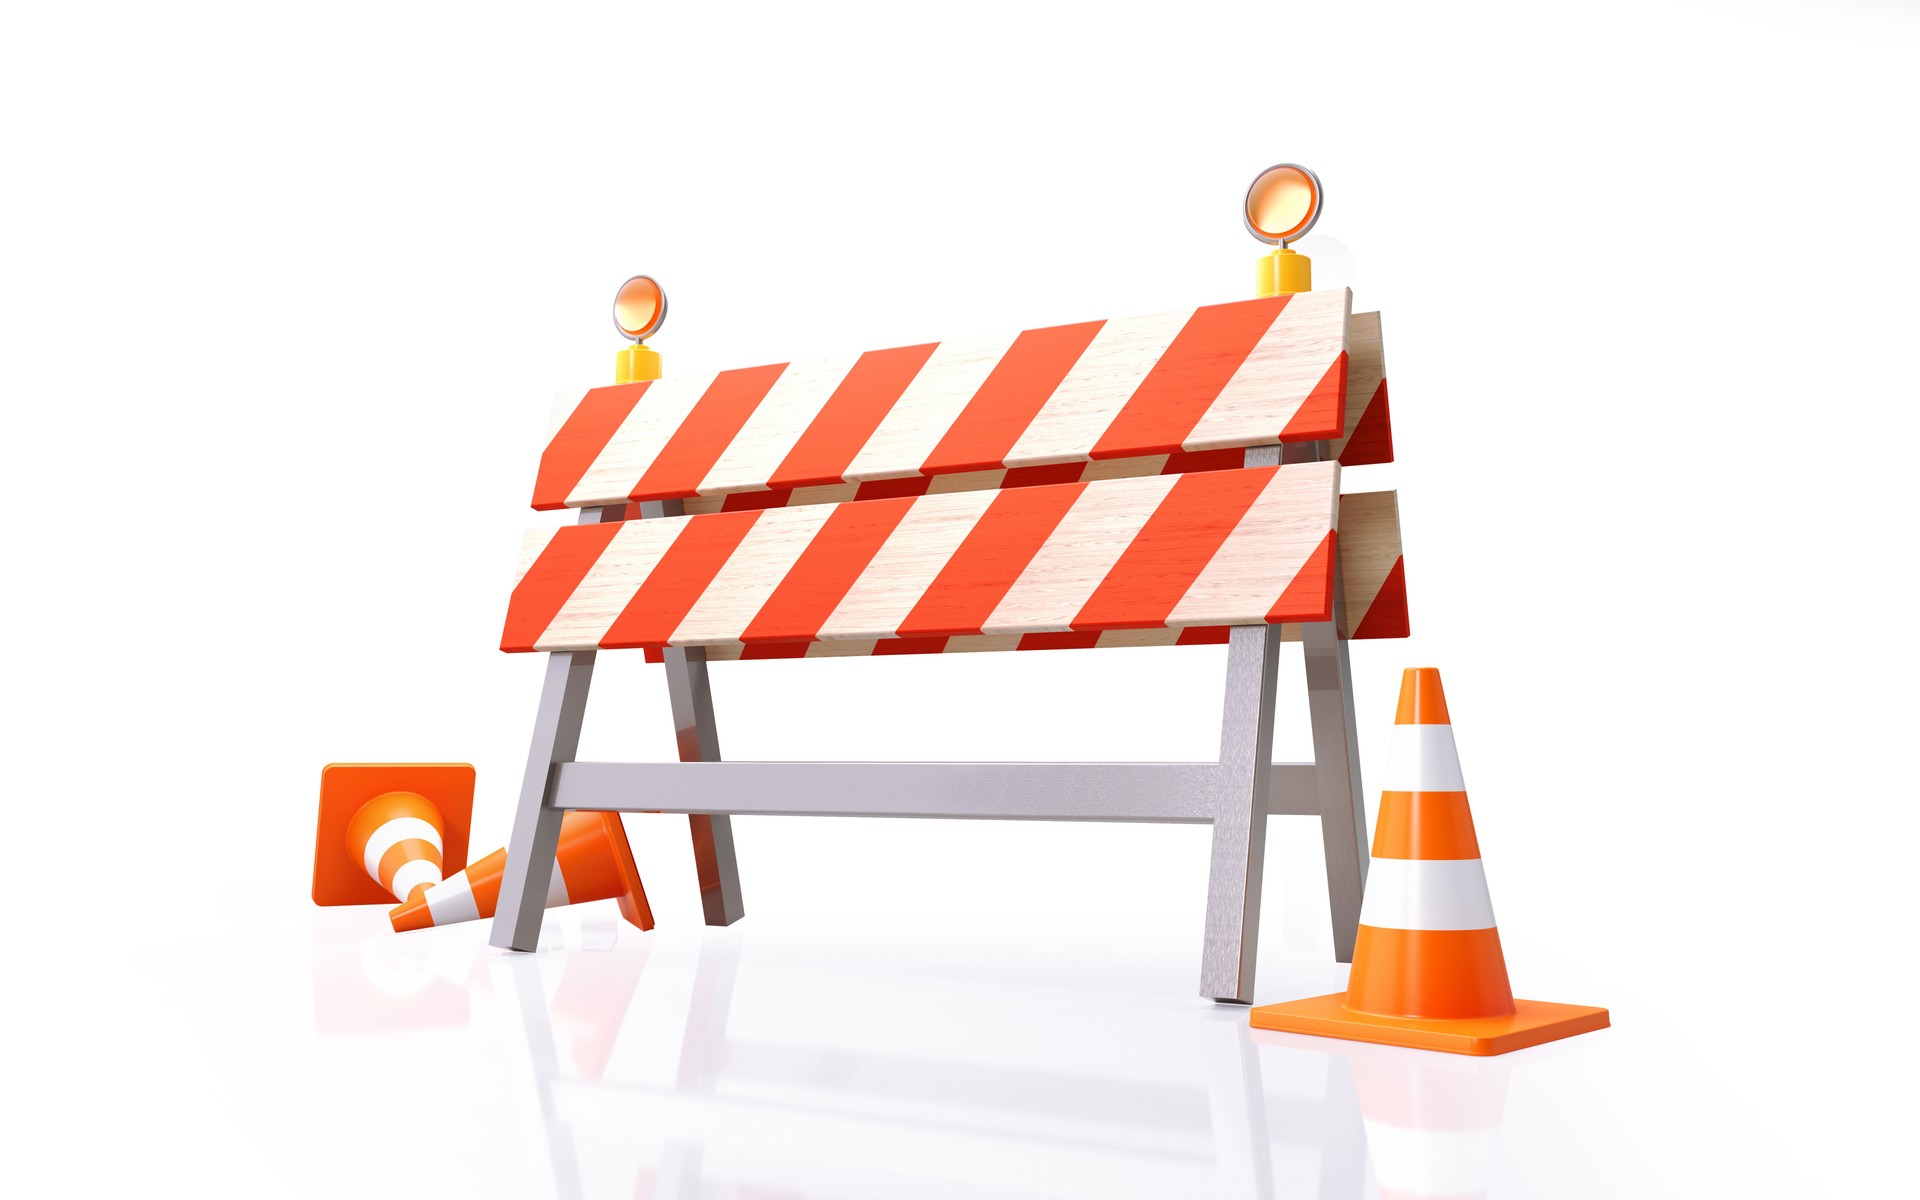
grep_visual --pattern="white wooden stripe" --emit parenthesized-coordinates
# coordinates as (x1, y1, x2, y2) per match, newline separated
(1363, 1123, 1501, 1196)
(535, 519, 680, 652)
(1095, 628, 1181, 649)
(1003, 309, 1194, 469)
(842, 334, 1019, 483)
(1382, 723, 1467, 792)
(424, 871, 481, 926)
(791, 482, 859, 506)
(670, 503, 838, 646)
(1182, 289, 1350, 451)
(567, 374, 716, 507)
(1164, 461, 1339, 628)
(808, 638, 882, 657)
(983, 472, 1181, 635)
(695, 354, 862, 497)
(514, 527, 562, 589)
(816, 488, 1000, 640)
(1082, 453, 1168, 482)
(387, 859, 442, 903)
(1357, 857, 1496, 931)
(944, 633, 1022, 653)
(927, 468, 1006, 494)
(360, 817, 443, 883)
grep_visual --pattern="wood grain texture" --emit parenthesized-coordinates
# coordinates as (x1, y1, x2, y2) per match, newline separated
(648, 486, 1405, 660)
(532, 292, 1352, 510)
(503, 463, 1341, 653)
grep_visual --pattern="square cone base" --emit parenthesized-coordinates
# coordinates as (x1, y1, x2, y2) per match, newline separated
(313, 764, 475, 906)
(1249, 992, 1610, 1057)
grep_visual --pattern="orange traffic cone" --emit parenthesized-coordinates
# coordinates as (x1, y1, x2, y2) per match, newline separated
(389, 812, 654, 934)
(312, 764, 475, 907)
(1250, 669, 1608, 1055)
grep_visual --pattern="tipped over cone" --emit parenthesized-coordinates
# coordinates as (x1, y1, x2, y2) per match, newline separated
(312, 764, 474, 908)
(1250, 668, 1608, 1055)
(390, 812, 653, 934)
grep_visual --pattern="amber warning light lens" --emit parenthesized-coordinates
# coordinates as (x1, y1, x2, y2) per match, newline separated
(1244, 164, 1323, 246)
(613, 275, 667, 342)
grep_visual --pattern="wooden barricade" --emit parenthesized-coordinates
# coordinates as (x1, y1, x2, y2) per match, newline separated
(492, 289, 1405, 1002)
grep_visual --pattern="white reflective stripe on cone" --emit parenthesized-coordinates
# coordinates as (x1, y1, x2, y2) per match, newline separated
(425, 872, 480, 925)
(544, 866, 571, 908)
(387, 858, 443, 903)
(1381, 723, 1467, 792)
(1358, 858, 1497, 931)
(1364, 1122, 1502, 1195)
(360, 817, 443, 881)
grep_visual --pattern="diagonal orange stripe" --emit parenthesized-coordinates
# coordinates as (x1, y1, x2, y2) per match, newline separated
(1090, 297, 1289, 460)
(1070, 467, 1275, 632)
(1338, 377, 1394, 466)
(600, 510, 764, 648)
(532, 384, 648, 511)
(768, 343, 939, 489)
(500, 522, 625, 651)
(893, 482, 1088, 639)
(1267, 530, 1336, 623)
(1352, 555, 1409, 639)
(632, 364, 788, 501)
(1277, 350, 1348, 441)
(919, 320, 1105, 475)
(741, 495, 918, 644)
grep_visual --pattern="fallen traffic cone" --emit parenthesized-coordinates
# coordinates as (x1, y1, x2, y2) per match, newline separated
(1250, 668, 1608, 1055)
(389, 812, 654, 934)
(312, 763, 475, 907)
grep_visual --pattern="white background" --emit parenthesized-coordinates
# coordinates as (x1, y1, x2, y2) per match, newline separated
(3, 1, 1915, 1195)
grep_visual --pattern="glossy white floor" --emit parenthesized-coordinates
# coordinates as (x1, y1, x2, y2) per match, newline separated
(35, 898, 1765, 1199)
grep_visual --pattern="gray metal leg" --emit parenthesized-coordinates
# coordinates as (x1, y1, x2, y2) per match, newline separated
(663, 646, 744, 926)
(1201, 623, 1280, 1003)
(1302, 618, 1369, 963)
(639, 498, 746, 928)
(490, 648, 599, 952)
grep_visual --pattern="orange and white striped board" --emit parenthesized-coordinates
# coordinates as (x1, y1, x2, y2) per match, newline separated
(503, 462, 1340, 654)
(638, 489, 1405, 661)
(531, 291, 1356, 512)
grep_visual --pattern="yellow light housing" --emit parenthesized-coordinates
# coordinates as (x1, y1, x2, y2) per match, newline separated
(1244, 163, 1324, 247)
(612, 274, 667, 342)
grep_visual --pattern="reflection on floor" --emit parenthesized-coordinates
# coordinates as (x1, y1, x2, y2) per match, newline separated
(310, 909, 1599, 1199)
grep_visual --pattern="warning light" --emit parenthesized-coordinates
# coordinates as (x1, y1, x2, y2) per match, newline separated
(1244, 164, 1324, 247)
(612, 275, 667, 342)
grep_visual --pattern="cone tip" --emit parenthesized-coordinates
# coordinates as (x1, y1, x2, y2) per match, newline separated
(1394, 667, 1452, 725)
(389, 897, 432, 932)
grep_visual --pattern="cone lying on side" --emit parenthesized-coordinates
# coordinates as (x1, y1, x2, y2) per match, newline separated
(389, 811, 654, 934)
(1251, 668, 1607, 1055)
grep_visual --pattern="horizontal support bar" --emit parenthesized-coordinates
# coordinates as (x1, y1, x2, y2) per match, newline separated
(552, 761, 1323, 822)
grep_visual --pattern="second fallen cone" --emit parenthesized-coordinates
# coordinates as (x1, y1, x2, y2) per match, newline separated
(390, 812, 654, 934)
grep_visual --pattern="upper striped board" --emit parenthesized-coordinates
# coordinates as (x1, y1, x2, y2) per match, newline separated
(504, 462, 1339, 653)
(533, 290, 1353, 511)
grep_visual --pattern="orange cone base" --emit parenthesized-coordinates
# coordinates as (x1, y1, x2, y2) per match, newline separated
(1249, 992, 1610, 1056)
(594, 813, 656, 932)
(312, 764, 475, 907)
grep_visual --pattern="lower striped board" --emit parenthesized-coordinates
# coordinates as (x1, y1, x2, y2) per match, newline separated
(504, 463, 1341, 654)
(644, 489, 1405, 660)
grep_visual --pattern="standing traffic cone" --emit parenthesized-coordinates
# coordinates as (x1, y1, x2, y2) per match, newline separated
(389, 812, 654, 934)
(1250, 669, 1608, 1055)
(313, 764, 475, 907)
